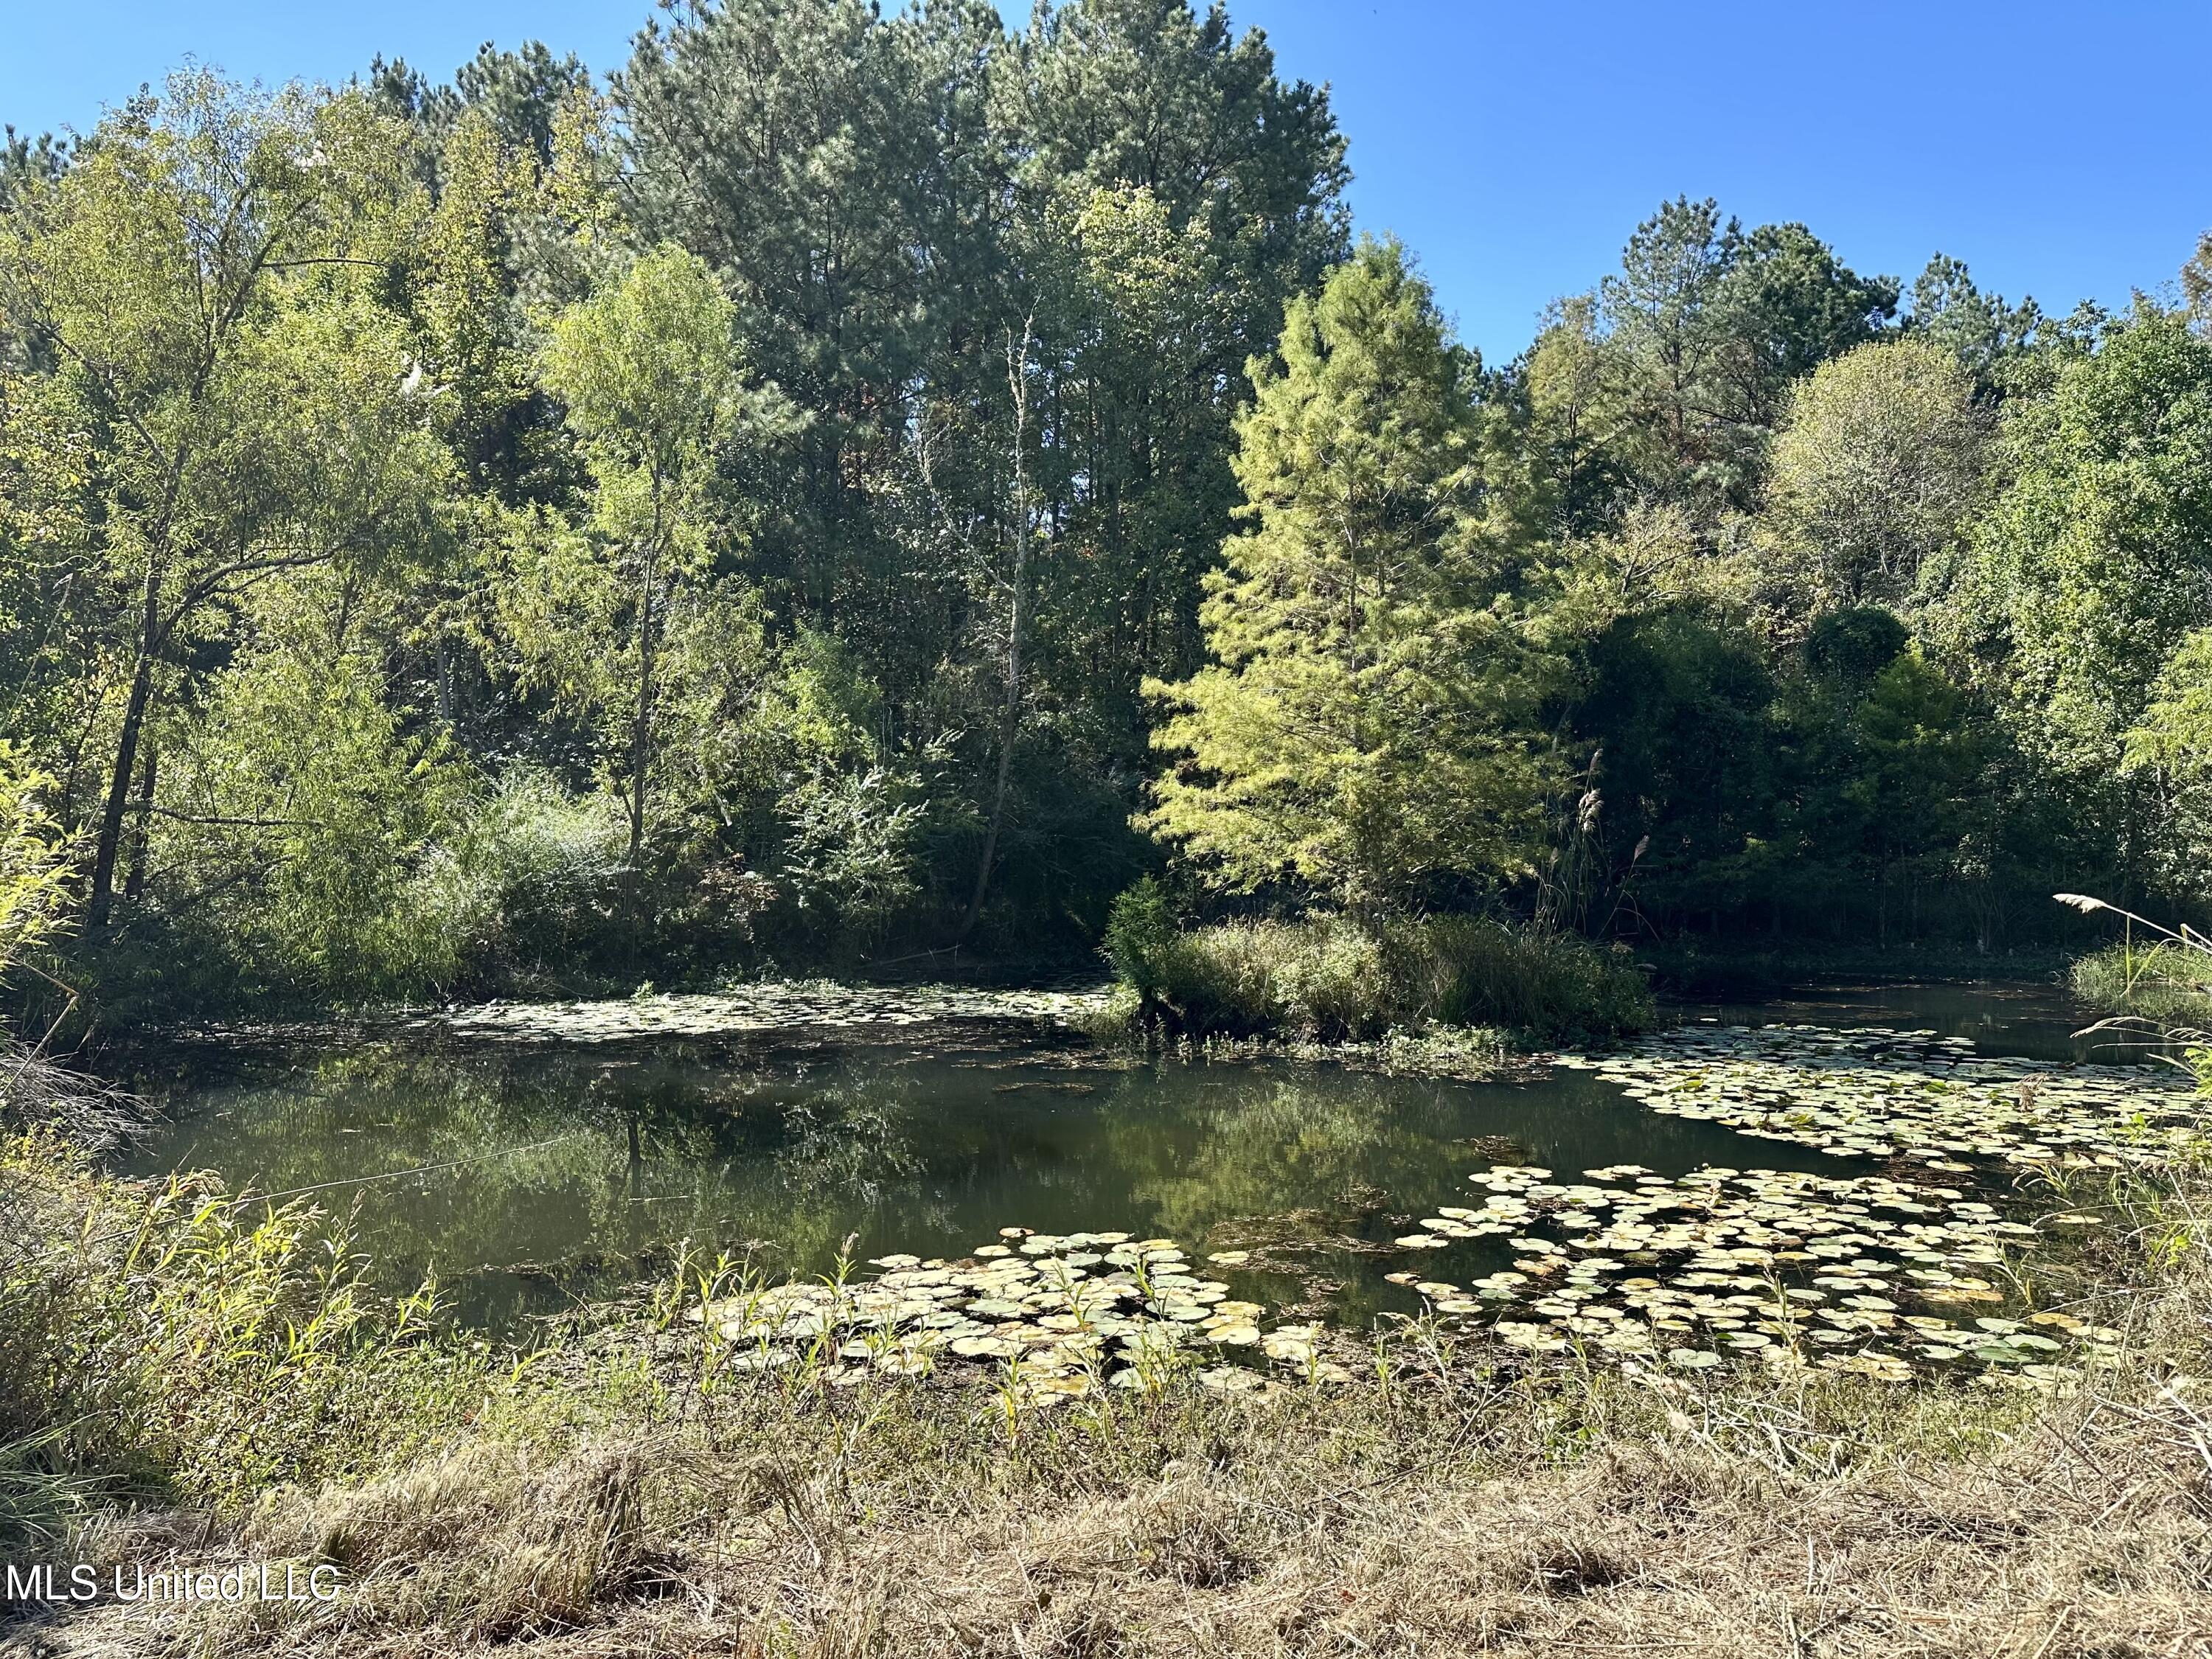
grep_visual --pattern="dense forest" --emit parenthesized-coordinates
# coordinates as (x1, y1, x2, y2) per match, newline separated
(3, 0, 2210, 1017)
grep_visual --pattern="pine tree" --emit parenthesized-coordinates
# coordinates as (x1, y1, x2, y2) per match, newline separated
(1141, 240, 1556, 914)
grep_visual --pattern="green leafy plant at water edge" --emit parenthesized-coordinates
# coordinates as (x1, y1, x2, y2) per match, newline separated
(1105, 907, 1654, 1043)
(0, 743, 71, 973)
(0, 1133, 490, 1540)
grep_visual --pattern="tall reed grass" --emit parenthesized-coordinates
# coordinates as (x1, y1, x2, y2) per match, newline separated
(0, 1130, 484, 1551)
(2060, 894, 2212, 1088)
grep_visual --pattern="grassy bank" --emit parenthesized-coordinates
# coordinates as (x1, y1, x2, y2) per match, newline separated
(4, 1124, 2212, 1655)
(1102, 899, 1656, 1046)
(2072, 938, 2212, 1029)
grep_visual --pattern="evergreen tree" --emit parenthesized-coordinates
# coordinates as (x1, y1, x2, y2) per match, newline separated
(1142, 240, 1555, 912)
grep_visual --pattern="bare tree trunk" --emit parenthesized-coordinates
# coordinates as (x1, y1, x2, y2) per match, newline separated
(86, 559, 164, 931)
(122, 739, 159, 904)
(964, 320, 1034, 942)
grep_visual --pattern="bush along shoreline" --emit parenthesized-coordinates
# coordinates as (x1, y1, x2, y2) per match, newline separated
(1100, 883, 1658, 1047)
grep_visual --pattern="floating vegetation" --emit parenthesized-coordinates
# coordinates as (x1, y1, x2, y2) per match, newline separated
(687, 1021, 2203, 1401)
(1559, 1022, 2201, 1169)
(692, 1227, 1340, 1405)
(1200, 1207, 1402, 1273)
(1386, 1160, 2125, 1386)
(1374, 1022, 2208, 1387)
(418, 983, 1108, 1044)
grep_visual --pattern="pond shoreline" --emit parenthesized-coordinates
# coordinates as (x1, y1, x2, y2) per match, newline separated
(13, 982, 2212, 1656)
(105, 980, 2185, 1337)
(12, 988, 2211, 1658)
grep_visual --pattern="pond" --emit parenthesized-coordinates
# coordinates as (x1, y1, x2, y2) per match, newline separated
(117, 980, 2154, 1338)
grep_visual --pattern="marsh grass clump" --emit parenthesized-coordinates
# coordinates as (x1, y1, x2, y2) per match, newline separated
(2073, 937, 2212, 1028)
(1105, 899, 1654, 1046)
(2062, 896, 2212, 1093)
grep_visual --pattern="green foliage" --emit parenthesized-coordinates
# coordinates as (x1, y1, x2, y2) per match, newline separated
(1566, 608, 1784, 922)
(779, 763, 926, 936)
(1594, 197, 1897, 515)
(1905, 253, 2053, 397)
(538, 243, 747, 486)
(1965, 312, 2212, 777)
(2061, 897, 2212, 1093)
(1416, 917, 1657, 1039)
(0, 74, 439, 935)
(530, 244, 780, 868)
(1110, 912, 1653, 1043)
(2126, 629, 2212, 779)
(1144, 240, 1556, 912)
(0, 745, 69, 973)
(1760, 338, 1986, 615)
(436, 771, 630, 973)
(1942, 311, 2212, 905)
(1103, 877, 1178, 1003)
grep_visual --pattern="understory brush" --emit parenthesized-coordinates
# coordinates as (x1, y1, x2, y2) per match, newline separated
(1104, 891, 1655, 1044)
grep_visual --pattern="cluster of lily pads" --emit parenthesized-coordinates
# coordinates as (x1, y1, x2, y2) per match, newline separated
(685, 1021, 2199, 1397)
(1386, 1161, 2120, 1385)
(692, 1227, 1345, 1403)
(1374, 1022, 2208, 1383)
(426, 982, 1105, 1044)
(1559, 1023, 2201, 1169)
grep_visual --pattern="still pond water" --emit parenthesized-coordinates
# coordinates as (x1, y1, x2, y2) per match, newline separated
(122, 981, 2118, 1332)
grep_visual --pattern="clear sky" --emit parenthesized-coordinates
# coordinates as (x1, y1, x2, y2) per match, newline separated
(6, 1, 2208, 364)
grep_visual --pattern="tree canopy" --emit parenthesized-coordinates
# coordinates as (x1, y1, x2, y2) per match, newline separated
(2, 5, 2208, 1017)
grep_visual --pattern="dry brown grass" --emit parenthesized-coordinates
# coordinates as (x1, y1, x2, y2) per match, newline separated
(11, 1169, 2212, 1659)
(18, 1354, 2210, 1658)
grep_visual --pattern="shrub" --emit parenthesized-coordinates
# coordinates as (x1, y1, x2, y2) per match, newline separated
(1102, 877, 1180, 1007)
(441, 771, 632, 979)
(1111, 906, 1654, 1043)
(1149, 916, 1380, 1040)
(89, 771, 635, 1017)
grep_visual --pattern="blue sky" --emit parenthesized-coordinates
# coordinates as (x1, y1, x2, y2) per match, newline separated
(6, 1, 2208, 363)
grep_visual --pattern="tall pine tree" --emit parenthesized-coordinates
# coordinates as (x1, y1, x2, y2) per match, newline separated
(1142, 240, 1556, 914)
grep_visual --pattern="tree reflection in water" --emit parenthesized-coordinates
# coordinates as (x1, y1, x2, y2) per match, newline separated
(125, 1030, 1857, 1332)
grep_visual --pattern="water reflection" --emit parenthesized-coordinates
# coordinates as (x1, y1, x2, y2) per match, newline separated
(122, 983, 2113, 1332)
(1666, 981, 2120, 1065)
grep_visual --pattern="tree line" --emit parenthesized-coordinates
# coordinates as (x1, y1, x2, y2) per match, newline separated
(1, 0, 2208, 1012)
